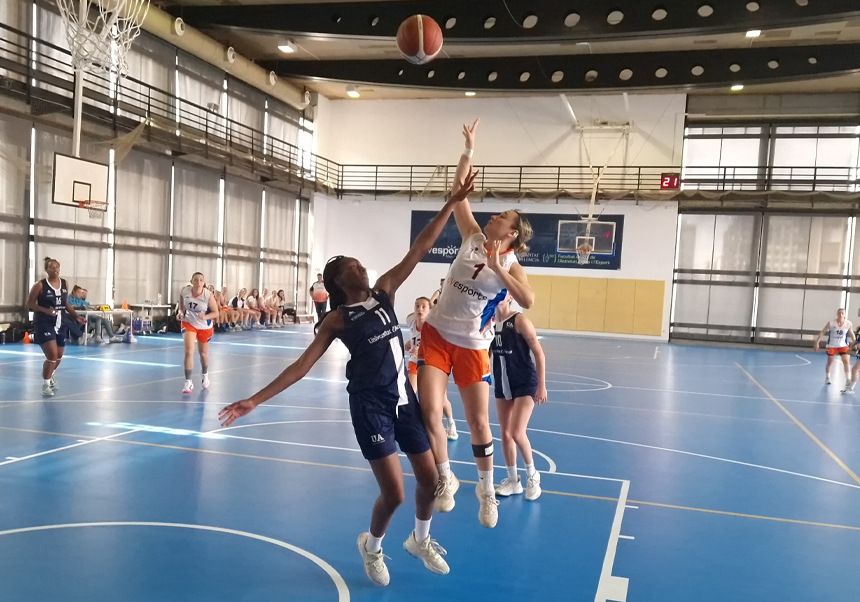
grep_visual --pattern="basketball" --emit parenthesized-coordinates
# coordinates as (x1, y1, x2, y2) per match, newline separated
(396, 15, 443, 65)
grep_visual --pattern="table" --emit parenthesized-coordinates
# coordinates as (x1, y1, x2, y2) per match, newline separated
(76, 309, 134, 343)
(128, 304, 173, 334)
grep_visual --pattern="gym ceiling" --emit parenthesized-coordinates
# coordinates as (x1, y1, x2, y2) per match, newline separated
(160, 1, 860, 99)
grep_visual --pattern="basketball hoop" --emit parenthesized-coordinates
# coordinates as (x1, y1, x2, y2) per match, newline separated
(576, 243, 593, 265)
(54, 0, 150, 78)
(79, 199, 108, 218)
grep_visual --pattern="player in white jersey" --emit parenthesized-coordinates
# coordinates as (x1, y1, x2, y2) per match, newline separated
(405, 296, 458, 441)
(418, 118, 535, 528)
(813, 308, 856, 386)
(178, 272, 220, 394)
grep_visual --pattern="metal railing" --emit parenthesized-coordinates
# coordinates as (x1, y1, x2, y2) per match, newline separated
(682, 166, 860, 192)
(2, 22, 859, 198)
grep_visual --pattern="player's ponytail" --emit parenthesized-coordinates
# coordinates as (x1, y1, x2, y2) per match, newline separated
(511, 211, 533, 256)
(315, 255, 348, 333)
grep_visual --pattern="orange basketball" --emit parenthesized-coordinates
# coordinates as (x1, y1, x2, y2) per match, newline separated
(396, 15, 443, 65)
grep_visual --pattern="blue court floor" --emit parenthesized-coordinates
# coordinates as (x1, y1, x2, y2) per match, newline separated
(0, 328, 858, 601)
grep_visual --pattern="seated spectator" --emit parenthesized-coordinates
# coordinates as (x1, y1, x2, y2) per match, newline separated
(68, 286, 122, 344)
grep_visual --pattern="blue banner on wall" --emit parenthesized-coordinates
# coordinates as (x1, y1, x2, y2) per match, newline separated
(410, 211, 624, 270)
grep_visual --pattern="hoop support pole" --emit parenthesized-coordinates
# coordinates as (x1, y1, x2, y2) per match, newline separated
(72, 67, 83, 157)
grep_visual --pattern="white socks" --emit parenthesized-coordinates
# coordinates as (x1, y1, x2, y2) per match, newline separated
(506, 465, 518, 482)
(478, 470, 494, 493)
(414, 518, 431, 542)
(43, 379, 51, 386)
(366, 532, 384, 553)
(525, 462, 536, 477)
(436, 461, 452, 478)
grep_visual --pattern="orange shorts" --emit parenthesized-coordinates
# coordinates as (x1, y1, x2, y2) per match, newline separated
(418, 322, 490, 388)
(408, 361, 418, 376)
(181, 322, 213, 344)
(827, 346, 849, 356)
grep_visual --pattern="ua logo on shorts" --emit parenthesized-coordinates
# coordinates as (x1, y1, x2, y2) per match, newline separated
(370, 434, 385, 444)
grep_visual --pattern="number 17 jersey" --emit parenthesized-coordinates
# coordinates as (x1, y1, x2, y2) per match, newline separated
(426, 232, 519, 350)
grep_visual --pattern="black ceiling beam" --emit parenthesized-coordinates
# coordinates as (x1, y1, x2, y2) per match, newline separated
(169, 0, 860, 42)
(264, 44, 860, 92)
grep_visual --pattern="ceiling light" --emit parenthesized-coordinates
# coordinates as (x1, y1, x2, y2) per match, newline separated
(731, 84, 744, 91)
(746, 29, 761, 38)
(346, 85, 360, 98)
(278, 41, 296, 53)
(465, 91, 476, 97)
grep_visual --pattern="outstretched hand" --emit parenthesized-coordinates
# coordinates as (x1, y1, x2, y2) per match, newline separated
(451, 169, 479, 203)
(462, 118, 480, 150)
(487, 240, 503, 273)
(218, 399, 258, 426)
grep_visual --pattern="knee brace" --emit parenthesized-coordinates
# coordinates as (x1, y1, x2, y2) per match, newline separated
(472, 442, 494, 458)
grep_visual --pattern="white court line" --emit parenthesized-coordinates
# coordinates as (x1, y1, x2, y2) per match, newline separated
(0, 522, 349, 602)
(618, 535, 635, 540)
(795, 355, 812, 366)
(653, 346, 659, 360)
(215, 420, 562, 476)
(626, 505, 638, 509)
(211, 342, 308, 350)
(0, 350, 48, 357)
(69, 357, 180, 368)
(595, 479, 630, 602)
(0, 427, 143, 467)
(526, 426, 860, 490)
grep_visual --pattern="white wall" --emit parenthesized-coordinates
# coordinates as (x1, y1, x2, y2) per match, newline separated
(314, 194, 679, 340)
(316, 93, 686, 168)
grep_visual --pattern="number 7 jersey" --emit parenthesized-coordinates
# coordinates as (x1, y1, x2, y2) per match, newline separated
(426, 232, 520, 350)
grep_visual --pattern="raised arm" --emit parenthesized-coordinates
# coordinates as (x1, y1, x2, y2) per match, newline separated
(516, 314, 546, 404)
(452, 119, 482, 242)
(375, 169, 478, 301)
(814, 322, 830, 351)
(219, 311, 342, 426)
(487, 245, 535, 309)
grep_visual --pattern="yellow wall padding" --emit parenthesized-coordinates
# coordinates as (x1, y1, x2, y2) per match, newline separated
(605, 279, 637, 333)
(524, 275, 553, 329)
(522, 274, 665, 337)
(548, 276, 580, 331)
(633, 279, 665, 336)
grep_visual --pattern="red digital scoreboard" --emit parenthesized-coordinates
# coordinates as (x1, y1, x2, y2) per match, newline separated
(661, 173, 681, 189)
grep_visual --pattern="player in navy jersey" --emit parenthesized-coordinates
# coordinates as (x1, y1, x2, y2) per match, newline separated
(489, 294, 547, 501)
(220, 169, 478, 587)
(26, 257, 86, 396)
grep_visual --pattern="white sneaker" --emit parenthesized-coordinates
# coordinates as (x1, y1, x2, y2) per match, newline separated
(434, 472, 459, 513)
(202, 375, 210, 389)
(182, 380, 194, 394)
(92, 336, 105, 345)
(495, 476, 523, 497)
(445, 421, 459, 441)
(525, 471, 542, 501)
(476, 485, 499, 528)
(42, 382, 54, 397)
(109, 336, 122, 344)
(357, 533, 390, 586)
(842, 385, 855, 395)
(128, 334, 138, 343)
(825, 375, 832, 385)
(403, 532, 449, 575)
(49, 377, 58, 392)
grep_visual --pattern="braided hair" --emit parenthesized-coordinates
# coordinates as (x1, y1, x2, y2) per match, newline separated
(314, 255, 349, 333)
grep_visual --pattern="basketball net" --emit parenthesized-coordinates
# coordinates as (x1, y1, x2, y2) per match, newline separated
(577, 128, 628, 265)
(55, 0, 150, 78)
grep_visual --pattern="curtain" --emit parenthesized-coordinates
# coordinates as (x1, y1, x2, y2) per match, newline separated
(176, 51, 225, 139)
(261, 188, 296, 304)
(226, 78, 264, 152)
(114, 151, 171, 304)
(0, 113, 30, 312)
(171, 162, 219, 296)
(121, 33, 176, 124)
(223, 178, 261, 292)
